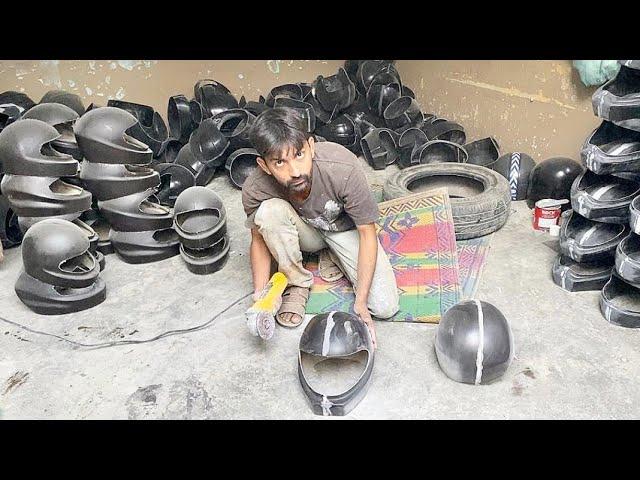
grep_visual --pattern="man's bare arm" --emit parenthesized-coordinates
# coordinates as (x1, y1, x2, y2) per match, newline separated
(353, 223, 378, 348)
(250, 227, 273, 301)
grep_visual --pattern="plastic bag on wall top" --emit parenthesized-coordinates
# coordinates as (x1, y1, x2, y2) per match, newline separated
(573, 60, 620, 87)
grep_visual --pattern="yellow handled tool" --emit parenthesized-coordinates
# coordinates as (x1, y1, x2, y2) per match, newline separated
(246, 272, 288, 340)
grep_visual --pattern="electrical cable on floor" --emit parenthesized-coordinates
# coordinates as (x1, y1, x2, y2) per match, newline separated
(0, 291, 253, 350)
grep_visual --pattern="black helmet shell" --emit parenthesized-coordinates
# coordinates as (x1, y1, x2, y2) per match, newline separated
(0, 119, 78, 177)
(526, 157, 584, 209)
(21, 218, 99, 288)
(74, 107, 153, 165)
(435, 300, 514, 385)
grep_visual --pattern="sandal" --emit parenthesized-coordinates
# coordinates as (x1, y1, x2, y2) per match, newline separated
(276, 286, 310, 328)
(318, 248, 344, 282)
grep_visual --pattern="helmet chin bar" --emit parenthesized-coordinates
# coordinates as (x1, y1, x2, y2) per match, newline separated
(15, 271, 106, 315)
(559, 209, 630, 264)
(581, 121, 640, 175)
(592, 65, 640, 133)
(570, 170, 640, 224)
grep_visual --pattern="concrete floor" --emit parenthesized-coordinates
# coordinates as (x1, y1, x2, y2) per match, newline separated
(1, 160, 640, 420)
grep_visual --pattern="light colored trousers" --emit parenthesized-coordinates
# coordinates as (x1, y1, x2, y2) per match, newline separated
(254, 198, 399, 319)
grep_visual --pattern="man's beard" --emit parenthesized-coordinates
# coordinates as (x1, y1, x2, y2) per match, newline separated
(285, 174, 311, 194)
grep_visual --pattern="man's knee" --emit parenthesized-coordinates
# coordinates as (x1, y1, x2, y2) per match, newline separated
(368, 293, 400, 319)
(254, 198, 292, 228)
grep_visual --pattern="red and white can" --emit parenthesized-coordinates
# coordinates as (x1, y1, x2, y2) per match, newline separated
(533, 199, 566, 231)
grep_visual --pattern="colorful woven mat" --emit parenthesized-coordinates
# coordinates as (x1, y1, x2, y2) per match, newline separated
(456, 235, 492, 300)
(304, 188, 461, 323)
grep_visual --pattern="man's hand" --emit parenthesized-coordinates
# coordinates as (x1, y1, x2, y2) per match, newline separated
(354, 301, 377, 350)
(353, 223, 378, 349)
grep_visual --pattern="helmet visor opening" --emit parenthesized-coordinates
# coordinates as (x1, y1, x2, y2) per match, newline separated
(49, 179, 83, 196)
(59, 251, 95, 274)
(55, 122, 77, 144)
(138, 197, 170, 216)
(122, 130, 151, 151)
(176, 208, 221, 234)
(152, 228, 179, 243)
(218, 114, 246, 136)
(182, 239, 226, 259)
(40, 140, 73, 159)
(300, 351, 369, 396)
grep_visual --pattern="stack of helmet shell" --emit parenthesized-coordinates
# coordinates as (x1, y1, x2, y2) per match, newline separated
(105, 99, 198, 207)
(0, 91, 34, 256)
(18, 102, 104, 270)
(106, 100, 169, 160)
(173, 186, 229, 274)
(157, 64, 508, 187)
(0, 118, 94, 244)
(75, 106, 180, 264)
(575, 60, 640, 327)
(170, 80, 246, 188)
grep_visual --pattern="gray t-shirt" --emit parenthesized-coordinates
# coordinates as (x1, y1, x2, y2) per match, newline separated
(241, 141, 379, 232)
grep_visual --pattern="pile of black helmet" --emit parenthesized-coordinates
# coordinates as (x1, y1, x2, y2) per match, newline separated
(173, 186, 229, 274)
(0, 116, 92, 234)
(75, 106, 179, 264)
(0, 91, 32, 251)
(544, 60, 640, 329)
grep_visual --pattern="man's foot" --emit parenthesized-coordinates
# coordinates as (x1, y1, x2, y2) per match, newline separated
(276, 285, 310, 328)
(318, 248, 344, 282)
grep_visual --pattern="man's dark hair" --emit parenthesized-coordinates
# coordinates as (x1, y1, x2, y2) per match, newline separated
(249, 107, 311, 160)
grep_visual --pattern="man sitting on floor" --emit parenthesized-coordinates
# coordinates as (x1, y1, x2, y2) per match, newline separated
(242, 107, 399, 347)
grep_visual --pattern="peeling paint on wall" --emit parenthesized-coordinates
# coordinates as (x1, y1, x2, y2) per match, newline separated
(267, 60, 281, 74)
(117, 61, 142, 71)
(37, 60, 62, 88)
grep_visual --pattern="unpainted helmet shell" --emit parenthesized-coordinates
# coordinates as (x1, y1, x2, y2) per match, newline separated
(0, 174, 92, 218)
(526, 157, 584, 209)
(74, 107, 153, 165)
(0, 91, 36, 111)
(109, 228, 179, 264)
(435, 300, 514, 385)
(21, 218, 99, 288)
(0, 119, 78, 177)
(98, 188, 173, 233)
(40, 90, 85, 117)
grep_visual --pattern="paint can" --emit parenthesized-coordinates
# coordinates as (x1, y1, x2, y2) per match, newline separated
(533, 199, 567, 231)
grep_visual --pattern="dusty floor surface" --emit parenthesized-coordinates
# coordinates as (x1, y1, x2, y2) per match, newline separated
(1, 161, 639, 419)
